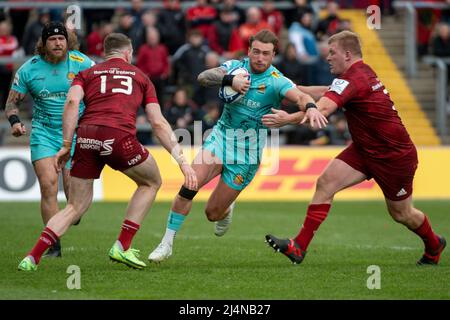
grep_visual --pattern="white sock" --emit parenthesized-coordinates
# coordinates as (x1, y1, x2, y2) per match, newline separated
(162, 228, 176, 246)
(225, 201, 236, 219)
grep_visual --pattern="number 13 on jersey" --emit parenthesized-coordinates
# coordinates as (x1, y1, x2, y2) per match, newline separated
(100, 75, 133, 95)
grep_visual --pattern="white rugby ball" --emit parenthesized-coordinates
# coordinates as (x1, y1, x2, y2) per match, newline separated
(219, 67, 250, 104)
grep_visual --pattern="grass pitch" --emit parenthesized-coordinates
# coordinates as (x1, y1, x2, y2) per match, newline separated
(0, 201, 449, 300)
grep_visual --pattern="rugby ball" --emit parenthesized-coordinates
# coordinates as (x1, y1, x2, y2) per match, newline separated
(219, 67, 250, 104)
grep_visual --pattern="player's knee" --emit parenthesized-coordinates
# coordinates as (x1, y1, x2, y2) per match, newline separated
(205, 205, 223, 222)
(316, 173, 334, 192)
(70, 200, 91, 219)
(139, 173, 162, 191)
(178, 186, 198, 201)
(391, 213, 408, 224)
(389, 207, 411, 224)
(150, 175, 162, 191)
(38, 176, 58, 196)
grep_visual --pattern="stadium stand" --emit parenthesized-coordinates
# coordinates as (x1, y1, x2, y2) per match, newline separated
(0, 0, 448, 146)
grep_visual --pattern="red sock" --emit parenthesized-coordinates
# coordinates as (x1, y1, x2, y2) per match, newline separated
(28, 227, 59, 264)
(294, 204, 331, 251)
(411, 215, 440, 253)
(118, 219, 140, 251)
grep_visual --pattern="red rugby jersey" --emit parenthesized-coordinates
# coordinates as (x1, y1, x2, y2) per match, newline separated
(324, 60, 415, 159)
(72, 57, 158, 136)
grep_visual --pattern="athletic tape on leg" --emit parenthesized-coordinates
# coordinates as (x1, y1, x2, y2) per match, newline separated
(178, 186, 198, 200)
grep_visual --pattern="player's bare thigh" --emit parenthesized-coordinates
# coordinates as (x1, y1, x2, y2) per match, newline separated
(172, 149, 222, 213)
(312, 158, 367, 204)
(34, 158, 70, 198)
(33, 157, 59, 195)
(190, 148, 223, 190)
(205, 178, 240, 221)
(123, 152, 162, 188)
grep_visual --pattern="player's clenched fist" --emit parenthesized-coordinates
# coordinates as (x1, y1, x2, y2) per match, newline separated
(11, 122, 26, 137)
(180, 163, 198, 191)
(231, 73, 250, 95)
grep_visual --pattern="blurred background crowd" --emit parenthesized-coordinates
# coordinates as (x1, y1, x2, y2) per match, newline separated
(0, 0, 449, 147)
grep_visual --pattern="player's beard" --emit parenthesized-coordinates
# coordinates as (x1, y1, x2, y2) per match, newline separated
(250, 60, 269, 74)
(45, 47, 68, 64)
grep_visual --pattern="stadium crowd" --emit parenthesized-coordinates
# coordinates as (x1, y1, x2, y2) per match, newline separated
(0, 0, 448, 146)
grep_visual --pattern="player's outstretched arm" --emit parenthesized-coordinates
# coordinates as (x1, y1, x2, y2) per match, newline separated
(301, 96, 338, 129)
(55, 85, 84, 171)
(4, 89, 26, 137)
(297, 85, 329, 101)
(145, 103, 198, 190)
(62, 85, 84, 144)
(262, 108, 305, 128)
(285, 87, 328, 129)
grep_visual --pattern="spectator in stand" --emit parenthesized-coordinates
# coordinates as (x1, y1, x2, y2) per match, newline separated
(336, 19, 353, 33)
(327, 114, 352, 145)
(276, 43, 305, 85)
(142, 9, 158, 28)
(136, 108, 153, 146)
(0, 20, 19, 108)
(172, 29, 210, 93)
(186, 0, 217, 39)
(283, 111, 319, 145)
(84, 8, 115, 35)
(86, 21, 114, 58)
(136, 27, 170, 103)
(164, 87, 196, 133)
(193, 51, 224, 107)
(309, 114, 351, 146)
(222, 0, 245, 25)
(288, 11, 319, 63)
(316, 1, 341, 40)
(197, 101, 221, 134)
(378, 0, 396, 16)
(285, 0, 314, 28)
(21, 8, 50, 56)
(115, 11, 142, 54)
(261, 0, 284, 37)
(431, 22, 450, 57)
(8, 0, 31, 42)
(442, 0, 450, 25)
(140, 9, 159, 44)
(230, 7, 273, 56)
(310, 41, 335, 86)
(207, 8, 239, 60)
(158, 0, 186, 55)
(416, 5, 441, 57)
(130, 0, 145, 28)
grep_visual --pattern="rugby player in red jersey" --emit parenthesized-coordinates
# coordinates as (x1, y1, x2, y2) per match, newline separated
(263, 31, 446, 266)
(18, 33, 197, 271)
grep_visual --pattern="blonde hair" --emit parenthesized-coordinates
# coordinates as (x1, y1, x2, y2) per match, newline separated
(104, 33, 132, 56)
(328, 30, 362, 57)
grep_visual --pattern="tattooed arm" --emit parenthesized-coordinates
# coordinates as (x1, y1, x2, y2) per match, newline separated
(197, 67, 250, 94)
(4, 89, 27, 137)
(197, 67, 227, 87)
